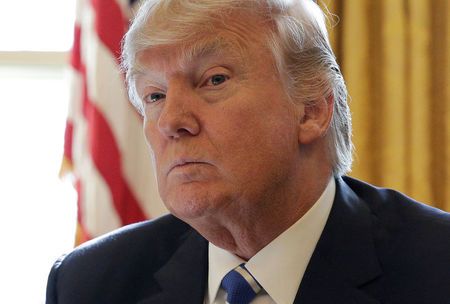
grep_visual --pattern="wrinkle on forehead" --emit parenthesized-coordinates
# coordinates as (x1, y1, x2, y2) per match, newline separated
(132, 13, 272, 78)
(133, 38, 236, 79)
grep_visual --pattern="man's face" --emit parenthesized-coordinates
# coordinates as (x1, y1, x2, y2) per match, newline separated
(135, 28, 304, 223)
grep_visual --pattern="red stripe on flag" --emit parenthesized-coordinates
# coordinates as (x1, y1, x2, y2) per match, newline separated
(71, 25, 82, 71)
(76, 178, 84, 231)
(63, 121, 74, 163)
(90, 0, 126, 61)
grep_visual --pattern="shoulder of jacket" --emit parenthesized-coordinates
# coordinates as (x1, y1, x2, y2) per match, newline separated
(54, 214, 193, 272)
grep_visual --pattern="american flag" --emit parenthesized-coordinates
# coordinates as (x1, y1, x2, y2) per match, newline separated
(62, 0, 167, 244)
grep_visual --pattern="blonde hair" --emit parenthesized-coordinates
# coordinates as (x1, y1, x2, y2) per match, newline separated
(121, 0, 353, 176)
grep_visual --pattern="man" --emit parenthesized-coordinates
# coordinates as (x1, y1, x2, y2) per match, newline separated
(46, 0, 450, 303)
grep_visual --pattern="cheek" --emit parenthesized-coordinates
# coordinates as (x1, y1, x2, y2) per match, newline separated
(143, 114, 160, 145)
(143, 123, 153, 148)
(214, 108, 292, 162)
(221, 97, 296, 139)
(143, 121, 164, 170)
(212, 106, 255, 147)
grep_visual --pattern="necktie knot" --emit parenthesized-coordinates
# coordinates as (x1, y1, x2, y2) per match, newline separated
(221, 264, 261, 304)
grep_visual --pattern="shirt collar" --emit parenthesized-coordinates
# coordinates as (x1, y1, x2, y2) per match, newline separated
(207, 177, 336, 304)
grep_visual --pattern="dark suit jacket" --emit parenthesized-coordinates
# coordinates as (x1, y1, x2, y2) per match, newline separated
(46, 177, 450, 304)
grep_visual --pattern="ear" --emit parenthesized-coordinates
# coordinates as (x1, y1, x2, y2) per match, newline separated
(298, 95, 334, 144)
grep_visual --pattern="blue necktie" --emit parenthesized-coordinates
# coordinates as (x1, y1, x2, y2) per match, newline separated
(221, 264, 262, 304)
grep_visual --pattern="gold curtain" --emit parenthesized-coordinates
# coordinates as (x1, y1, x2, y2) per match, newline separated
(322, 0, 450, 211)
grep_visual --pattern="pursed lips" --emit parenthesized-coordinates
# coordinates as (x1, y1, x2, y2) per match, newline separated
(167, 158, 210, 175)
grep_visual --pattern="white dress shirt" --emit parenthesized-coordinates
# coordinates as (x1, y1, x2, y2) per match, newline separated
(204, 178, 336, 304)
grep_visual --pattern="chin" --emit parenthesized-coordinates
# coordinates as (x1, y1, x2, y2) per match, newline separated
(163, 190, 229, 222)
(166, 199, 212, 221)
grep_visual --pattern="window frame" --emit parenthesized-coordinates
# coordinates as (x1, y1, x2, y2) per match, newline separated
(0, 51, 69, 66)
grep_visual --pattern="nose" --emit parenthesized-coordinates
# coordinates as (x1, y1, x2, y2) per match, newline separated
(157, 85, 201, 139)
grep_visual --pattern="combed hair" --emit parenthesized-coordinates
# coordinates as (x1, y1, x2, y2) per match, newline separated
(121, 0, 353, 176)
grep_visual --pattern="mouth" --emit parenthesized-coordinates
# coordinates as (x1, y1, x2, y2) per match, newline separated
(167, 159, 209, 175)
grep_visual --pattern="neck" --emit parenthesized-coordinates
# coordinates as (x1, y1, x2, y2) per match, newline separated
(187, 168, 333, 260)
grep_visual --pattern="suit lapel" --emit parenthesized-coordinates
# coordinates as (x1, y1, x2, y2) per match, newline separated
(294, 177, 382, 304)
(139, 228, 209, 304)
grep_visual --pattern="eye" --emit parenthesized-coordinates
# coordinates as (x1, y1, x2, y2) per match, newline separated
(205, 74, 229, 86)
(144, 92, 166, 104)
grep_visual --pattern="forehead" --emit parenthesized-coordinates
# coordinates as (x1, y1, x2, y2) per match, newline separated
(135, 38, 244, 75)
(132, 10, 273, 75)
